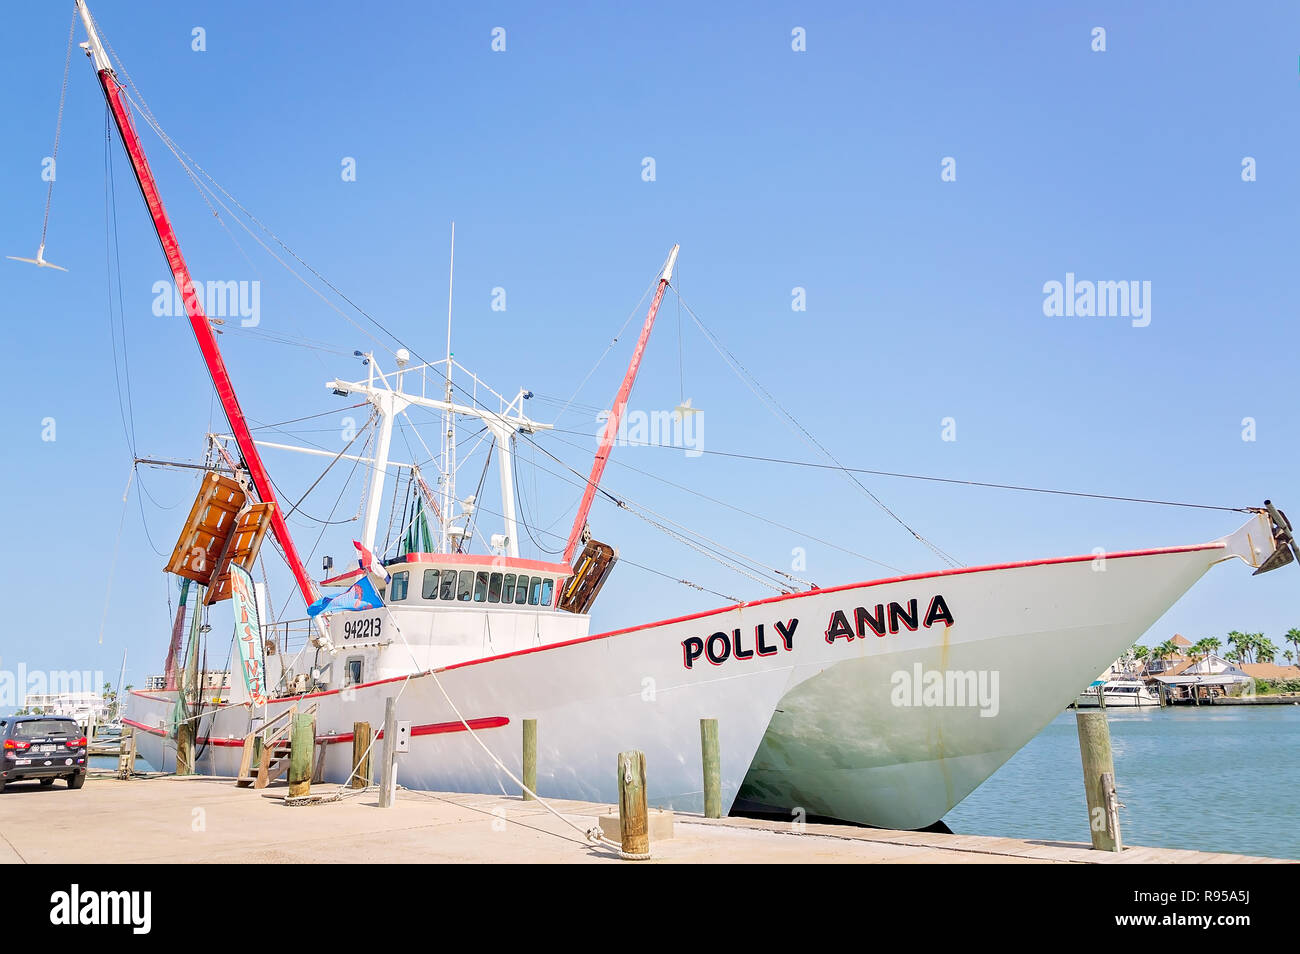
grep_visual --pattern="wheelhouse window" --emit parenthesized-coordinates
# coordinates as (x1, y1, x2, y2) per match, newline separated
(474, 571, 489, 602)
(344, 658, 363, 686)
(528, 576, 543, 605)
(488, 572, 504, 603)
(440, 571, 457, 601)
(390, 571, 409, 602)
(502, 573, 516, 603)
(514, 577, 529, 604)
(457, 569, 474, 602)
(422, 569, 440, 600)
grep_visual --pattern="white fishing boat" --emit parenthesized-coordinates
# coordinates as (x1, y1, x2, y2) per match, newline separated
(1075, 677, 1160, 708)
(45, 2, 1296, 831)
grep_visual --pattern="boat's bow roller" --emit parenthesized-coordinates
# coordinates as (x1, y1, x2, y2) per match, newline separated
(1232, 500, 1300, 575)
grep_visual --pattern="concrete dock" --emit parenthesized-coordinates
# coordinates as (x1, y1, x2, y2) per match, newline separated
(0, 775, 1289, 864)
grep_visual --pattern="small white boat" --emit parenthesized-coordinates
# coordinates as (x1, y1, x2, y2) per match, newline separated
(1075, 677, 1160, 708)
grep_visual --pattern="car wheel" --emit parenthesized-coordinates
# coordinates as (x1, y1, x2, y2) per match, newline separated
(67, 773, 85, 790)
(40, 777, 55, 787)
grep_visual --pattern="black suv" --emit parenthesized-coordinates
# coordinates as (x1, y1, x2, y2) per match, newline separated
(1, 716, 88, 791)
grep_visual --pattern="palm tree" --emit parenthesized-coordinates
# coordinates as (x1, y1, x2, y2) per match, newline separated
(102, 680, 120, 722)
(1153, 639, 1181, 669)
(1190, 638, 1219, 671)
(1286, 629, 1300, 666)
(1285, 650, 1295, 666)
(1255, 635, 1278, 664)
(1227, 631, 1253, 664)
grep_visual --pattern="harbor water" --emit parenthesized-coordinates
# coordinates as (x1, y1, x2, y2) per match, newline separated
(945, 706, 1300, 859)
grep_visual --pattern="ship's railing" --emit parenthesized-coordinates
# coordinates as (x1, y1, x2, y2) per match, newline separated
(261, 617, 319, 697)
(262, 617, 316, 658)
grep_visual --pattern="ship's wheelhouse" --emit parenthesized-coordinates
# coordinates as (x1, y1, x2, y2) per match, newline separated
(323, 552, 570, 613)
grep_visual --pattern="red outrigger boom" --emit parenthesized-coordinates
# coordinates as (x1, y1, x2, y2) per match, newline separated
(562, 245, 679, 565)
(78, 3, 318, 611)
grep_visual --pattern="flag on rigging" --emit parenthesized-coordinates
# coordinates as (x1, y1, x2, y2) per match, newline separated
(307, 574, 385, 618)
(354, 540, 391, 585)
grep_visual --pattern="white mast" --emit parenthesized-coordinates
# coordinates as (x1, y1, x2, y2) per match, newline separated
(76, 0, 113, 73)
(361, 386, 407, 553)
(442, 223, 456, 553)
(327, 358, 547, 561)
(489, 420, 519, 557)
(114, 648, 127, 721)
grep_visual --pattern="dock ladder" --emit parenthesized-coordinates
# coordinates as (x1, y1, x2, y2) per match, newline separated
(235, 703, 324, 789)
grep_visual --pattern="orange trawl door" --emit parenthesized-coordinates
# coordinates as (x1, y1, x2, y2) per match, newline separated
(165, 472, 275, 603)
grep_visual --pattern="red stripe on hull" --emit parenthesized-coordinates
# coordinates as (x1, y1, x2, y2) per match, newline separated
(124, 716, 509, 747)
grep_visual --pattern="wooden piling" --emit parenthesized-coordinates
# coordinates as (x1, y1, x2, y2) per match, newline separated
(617, 750, 649, 857)
(288, 713, 314, 798)
(700, 718, 721, 819)
(379, 697, 397, 808)
(522, 719, 537, 800)
(311, 739, 327, 784)
(1099, 771, 1122, 847)
(351, 721, 372, 790)
(1075, 710, 1122, 851)
(116, 726, 137, 779)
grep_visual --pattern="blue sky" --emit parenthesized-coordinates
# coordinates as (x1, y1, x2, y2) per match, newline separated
(1, 0, 1297, 692)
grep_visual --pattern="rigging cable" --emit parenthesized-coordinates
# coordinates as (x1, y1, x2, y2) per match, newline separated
(103, 108, 138, 456)
(538, 428, 902, 572)
(381, 458, 405, 554)
(105, 108, 177, 557)
(96, 468, 136, 646)
(273, 411, 377, 524)
(547, 273, 659, 427)
(448, 492, 743, 604)
(512, 442, 565, 556)
(36, 9, 76, 256)
(250, 403, 370, 433)
(541, 432, 1253, 515)
(272, 446, 367, 623)
(458, 442, 496, 553)
(519, 434, 807, 593)
(430, 359, 812, 590)
(98, 27, 426, 367)
(674, 289, 962, 567)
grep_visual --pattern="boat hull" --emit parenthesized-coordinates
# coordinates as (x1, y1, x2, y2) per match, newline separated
(127, 542, 1230, 830)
